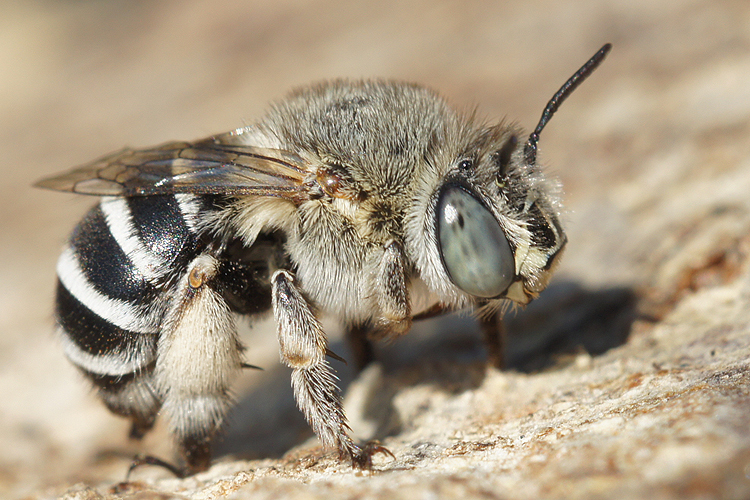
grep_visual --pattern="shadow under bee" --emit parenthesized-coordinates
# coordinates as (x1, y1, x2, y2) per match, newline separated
(215, 280, 637, 462)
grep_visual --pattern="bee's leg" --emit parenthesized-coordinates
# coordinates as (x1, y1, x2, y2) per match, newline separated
(155, 253, 243, 474)
(345, 323, 374, 371)
(346, 240, 412, 369)
(83, 369, 161, 440)
(370, 240, 413, 340)
(271, 270, 366, 463)
(126, 454, 186, 480)
(479, 311, 505, 369)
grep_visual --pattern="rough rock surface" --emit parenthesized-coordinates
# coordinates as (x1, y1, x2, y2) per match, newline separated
(2, 1, 750, 499)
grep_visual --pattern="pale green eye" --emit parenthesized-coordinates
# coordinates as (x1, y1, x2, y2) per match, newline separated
(436, 185, 514, 298)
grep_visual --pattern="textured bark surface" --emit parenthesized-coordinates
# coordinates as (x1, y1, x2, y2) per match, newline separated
(2, 1, 750, 499)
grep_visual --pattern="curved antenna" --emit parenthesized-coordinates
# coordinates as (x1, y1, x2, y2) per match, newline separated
(524, 43, 612, 165)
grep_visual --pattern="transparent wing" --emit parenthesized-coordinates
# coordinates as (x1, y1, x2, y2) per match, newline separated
(35, 136, 311, 200)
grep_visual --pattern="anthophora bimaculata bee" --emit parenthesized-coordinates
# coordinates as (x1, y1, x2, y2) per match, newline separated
(36, 44, 611, 476)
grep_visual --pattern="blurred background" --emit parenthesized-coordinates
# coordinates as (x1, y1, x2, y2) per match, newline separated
(1, 0, 748, 497)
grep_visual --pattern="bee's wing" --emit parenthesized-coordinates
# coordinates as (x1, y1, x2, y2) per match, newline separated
(35, 138, 311, 200)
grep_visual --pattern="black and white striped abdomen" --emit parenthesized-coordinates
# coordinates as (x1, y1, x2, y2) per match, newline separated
(56, 194, 205, 377)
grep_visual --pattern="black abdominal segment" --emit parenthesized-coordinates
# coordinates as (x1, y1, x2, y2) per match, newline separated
(70, 205, 148, 301)
(126, 195, 199, 269)
(54, 193, 280, 469)
(55, 281, 152, 357)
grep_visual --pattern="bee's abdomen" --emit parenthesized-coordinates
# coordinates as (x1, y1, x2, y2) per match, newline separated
(56, 194, 205, 377)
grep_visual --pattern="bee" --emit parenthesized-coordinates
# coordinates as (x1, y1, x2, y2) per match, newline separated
(36, 44, 611, 475)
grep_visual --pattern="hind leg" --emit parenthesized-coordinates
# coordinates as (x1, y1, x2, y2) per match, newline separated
(86, 369, 161, 440)
(154, 254, 244, 473)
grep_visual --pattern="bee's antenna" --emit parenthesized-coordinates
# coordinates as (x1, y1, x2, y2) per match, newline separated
(524, 43, 612, 165)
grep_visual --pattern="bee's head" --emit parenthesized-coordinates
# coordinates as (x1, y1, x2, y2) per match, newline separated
(432, 131, 566, 307)
(407, 125, 565, 311)
(408, 44, 610, 311)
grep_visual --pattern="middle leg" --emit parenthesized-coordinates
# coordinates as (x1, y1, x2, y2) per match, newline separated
(271, 270, 361, 462)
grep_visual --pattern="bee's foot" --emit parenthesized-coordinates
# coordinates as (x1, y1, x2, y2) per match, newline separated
(126, 454, 187, 480)
(350, 441, 395, 469)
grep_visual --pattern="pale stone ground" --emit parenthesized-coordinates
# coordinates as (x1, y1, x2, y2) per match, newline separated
(2, 1, 750, 499)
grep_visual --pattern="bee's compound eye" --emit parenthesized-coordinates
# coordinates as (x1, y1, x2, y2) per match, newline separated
(436, 185, 514, 298)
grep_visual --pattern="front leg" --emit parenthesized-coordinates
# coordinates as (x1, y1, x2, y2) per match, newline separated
(347, 240, 412, 370)
(374, 240, 412, 337)
(271, 270, 366, 463)
(358, 239, 412, 345)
